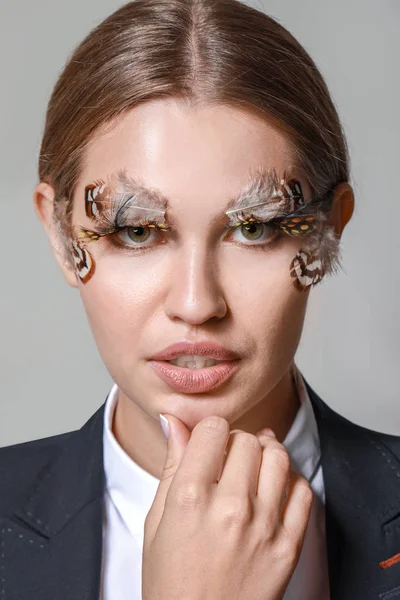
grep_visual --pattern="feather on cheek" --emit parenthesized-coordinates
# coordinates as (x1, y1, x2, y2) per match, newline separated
(70, 239, 96, 284)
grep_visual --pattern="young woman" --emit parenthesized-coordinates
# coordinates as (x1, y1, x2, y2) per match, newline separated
(1, 0, 399, 599)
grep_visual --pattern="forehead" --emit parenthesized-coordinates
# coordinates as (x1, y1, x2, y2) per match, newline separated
(76, 99, 306, 220)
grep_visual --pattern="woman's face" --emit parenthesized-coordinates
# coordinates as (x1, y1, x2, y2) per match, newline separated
(57, 100, 314, 429)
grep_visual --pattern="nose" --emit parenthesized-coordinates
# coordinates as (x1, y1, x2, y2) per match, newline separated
(163, 243, 227, 325)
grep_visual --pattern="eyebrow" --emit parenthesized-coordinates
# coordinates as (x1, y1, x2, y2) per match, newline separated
(101, 166, 300, 225)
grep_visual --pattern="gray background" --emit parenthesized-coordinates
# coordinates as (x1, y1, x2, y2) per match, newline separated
(0, 0, 399, 446)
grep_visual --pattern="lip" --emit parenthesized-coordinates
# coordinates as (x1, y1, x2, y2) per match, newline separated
(151, 340, 240, 361)
(149, 359, 240, 393)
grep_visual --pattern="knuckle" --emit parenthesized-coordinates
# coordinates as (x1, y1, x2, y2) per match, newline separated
(173, 481, 206, 509)
(259, 515, 276, 540)
(218, 495, 253, 528)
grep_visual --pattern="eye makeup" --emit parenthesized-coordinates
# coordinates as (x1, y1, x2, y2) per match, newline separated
(70, 167, 341, 291)
(288, 220, 342, 292)
(70, 171, 170, 283)
(79, 177, 170, 240)
(224, 169, 340, 292)
(224, 170, 329, 237)
(71, 239, 96, 284)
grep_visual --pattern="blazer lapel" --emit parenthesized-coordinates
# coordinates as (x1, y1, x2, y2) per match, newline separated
(0, 402, 106, 600)
(304, 376, 400, 600)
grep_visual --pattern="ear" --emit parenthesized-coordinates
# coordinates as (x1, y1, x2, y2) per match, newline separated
(328, 182, 355, 238)
(33, 182, 78, 288)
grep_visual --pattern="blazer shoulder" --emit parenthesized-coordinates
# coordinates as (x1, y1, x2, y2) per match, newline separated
(335, 407, 400, 462)
(304, 375, 400, 460)
(312, 390, 400, 460)
(0, 429, 77, 518)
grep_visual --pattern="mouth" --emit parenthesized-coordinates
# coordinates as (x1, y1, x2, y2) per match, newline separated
(149, 355, 240, 394)
(165, 355, 225, 369)
(151, 340, 240, 362)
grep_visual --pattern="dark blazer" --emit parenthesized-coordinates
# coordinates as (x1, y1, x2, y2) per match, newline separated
(1, 376, 400, 600)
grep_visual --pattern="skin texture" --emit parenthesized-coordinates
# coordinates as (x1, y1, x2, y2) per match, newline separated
(34, 99, 354, 480)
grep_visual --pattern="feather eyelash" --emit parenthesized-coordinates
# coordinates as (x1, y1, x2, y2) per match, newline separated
(225, 167, 333, 227)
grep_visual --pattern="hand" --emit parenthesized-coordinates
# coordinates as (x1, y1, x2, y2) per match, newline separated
(142, 415, 314, 600)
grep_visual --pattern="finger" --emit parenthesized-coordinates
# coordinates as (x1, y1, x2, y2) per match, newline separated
(169, 416, 231, 495)
(256, 431, 290, 510)
(256, 433, 292, 527)
(282, 471, 314, 540)
(217, 431, 263, 497)
(144, 413, 192, 542)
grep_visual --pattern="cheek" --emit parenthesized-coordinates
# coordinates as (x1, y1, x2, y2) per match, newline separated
(78, 256, 162, 368)
(260, 283, 308, 364)
(226, 245, 309, 359)
(77, 239, 308, 370)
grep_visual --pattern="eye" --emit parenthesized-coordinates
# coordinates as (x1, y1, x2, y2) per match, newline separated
(116, 225, 155, 245)
(229, 221, 278, 245)
(105, 219, 279, 253)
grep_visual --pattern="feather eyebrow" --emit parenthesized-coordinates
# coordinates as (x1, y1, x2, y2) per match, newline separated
(96, 165, 300, 225)
(101, 169, 171, 214)
(224, 167, 296, 218)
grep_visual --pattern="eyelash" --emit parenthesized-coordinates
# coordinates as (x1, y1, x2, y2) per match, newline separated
(98, 217, 284, 254)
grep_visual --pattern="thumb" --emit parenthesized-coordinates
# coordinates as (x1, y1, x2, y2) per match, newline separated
(144, 413, 192, 542)
(159, 413, 192, 479)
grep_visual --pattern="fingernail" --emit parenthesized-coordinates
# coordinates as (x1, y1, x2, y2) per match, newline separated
(159, 414, 169, 440)
(259, 428, 276, 438)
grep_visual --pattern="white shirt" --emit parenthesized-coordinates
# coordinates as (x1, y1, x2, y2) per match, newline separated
(99, 363, 330, 599)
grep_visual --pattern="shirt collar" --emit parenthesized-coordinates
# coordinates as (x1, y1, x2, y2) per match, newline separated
(284, 363, 322, 481)
(103, 384, 160, 539)
(103, 362, 322, 540)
